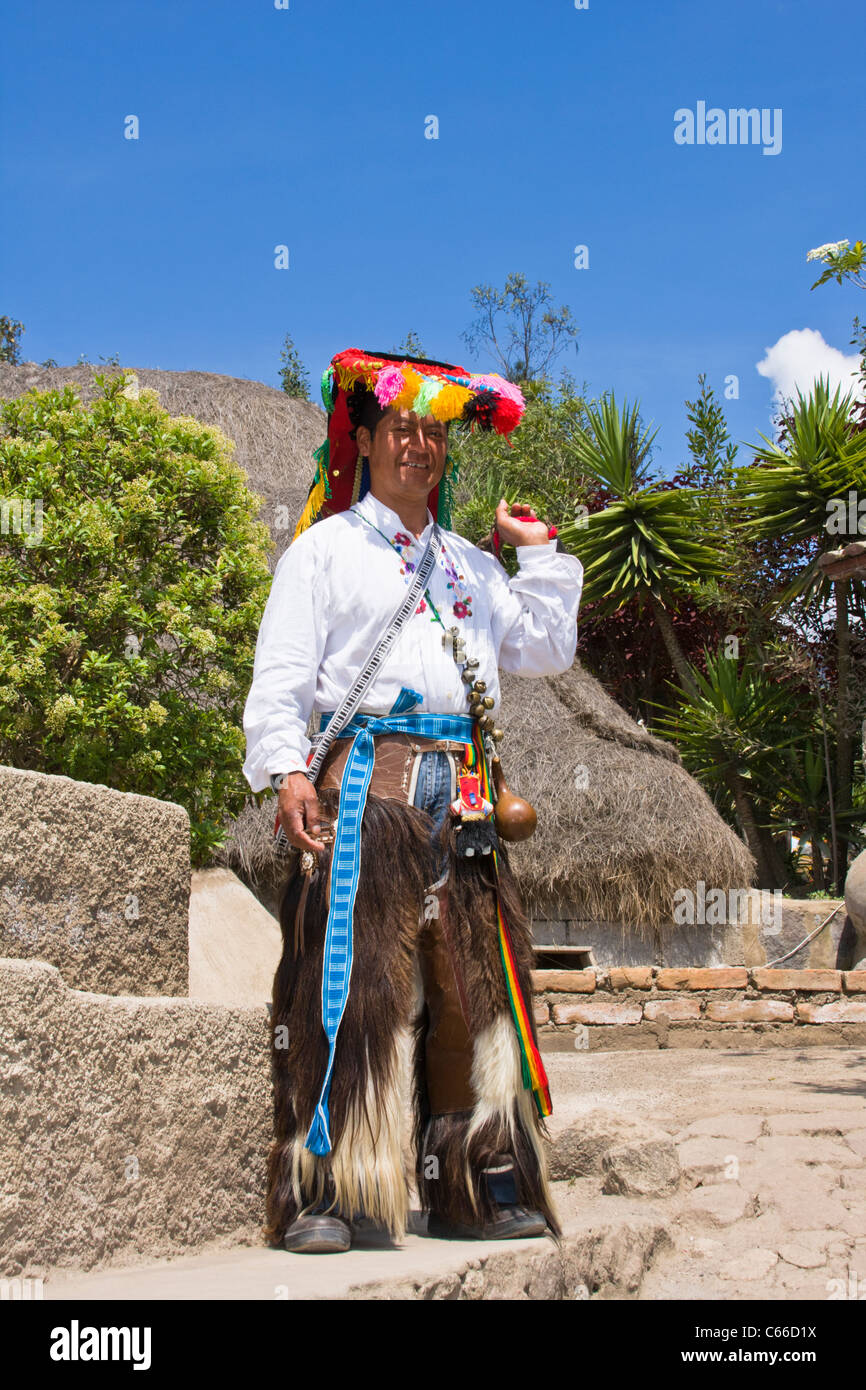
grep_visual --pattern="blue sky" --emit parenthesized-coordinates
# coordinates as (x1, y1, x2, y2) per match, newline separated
(3, 0, 863, 478)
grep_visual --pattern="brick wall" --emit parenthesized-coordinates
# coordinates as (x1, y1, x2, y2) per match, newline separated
(533, 967, 866, 1051)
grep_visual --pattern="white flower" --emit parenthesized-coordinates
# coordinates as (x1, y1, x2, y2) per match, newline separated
(806, 240, 849, 262)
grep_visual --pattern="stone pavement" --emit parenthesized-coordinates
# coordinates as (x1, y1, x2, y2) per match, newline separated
(41, 1047, 866, 1301)
(546, 1046, 866, 1301)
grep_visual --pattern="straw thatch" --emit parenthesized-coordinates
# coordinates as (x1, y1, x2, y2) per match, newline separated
(0, 363, 756, 931)
(0, 362, 322, 570)
(218, 661, 755, 934)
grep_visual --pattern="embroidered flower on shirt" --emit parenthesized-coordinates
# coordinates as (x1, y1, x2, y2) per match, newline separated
(388, 526, 472, 623)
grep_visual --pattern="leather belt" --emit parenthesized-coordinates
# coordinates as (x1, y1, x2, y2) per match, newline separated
(317, 731, 469, 804)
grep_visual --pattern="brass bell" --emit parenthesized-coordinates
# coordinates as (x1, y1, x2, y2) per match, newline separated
(492, 728, 504, 742)
(461, 671, 474, 684)
(473, 680, 487, 693)
(480, 714, 495, 731)
(465, 657, 479, 669)
(471, 702, 485, 718)
(482, 695, 495, 709)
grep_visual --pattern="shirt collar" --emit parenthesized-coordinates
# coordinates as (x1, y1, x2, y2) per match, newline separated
(354, 488, 435, 541)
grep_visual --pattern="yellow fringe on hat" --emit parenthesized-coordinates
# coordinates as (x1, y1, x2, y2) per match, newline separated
(292, 472, 327, 541)
(430, 382, 473, 421)
(335, 360, 380, 392)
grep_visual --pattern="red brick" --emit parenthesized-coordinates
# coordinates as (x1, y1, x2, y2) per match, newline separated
(533, 1000, 550, 1026)
(643, 998, 702, 1022)
(531, 969, 596, 993)
(844, 972, 866, 993)
(797, 1001, 866, 1024)
(608, 968, 654, 990)
(553, 1001, 642, 1026)
(752, 968, 842, 992)
(656, 968, 748, 991)
(706, 1000, 794, 1023)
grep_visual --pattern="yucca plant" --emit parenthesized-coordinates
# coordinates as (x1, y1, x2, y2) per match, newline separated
(652, 650, 809, 889)
(557, 395, 728, 695)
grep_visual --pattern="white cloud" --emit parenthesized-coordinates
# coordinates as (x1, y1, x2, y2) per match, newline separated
(756, 328, 864, 418)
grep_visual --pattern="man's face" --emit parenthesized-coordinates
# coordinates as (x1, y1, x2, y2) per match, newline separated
(359, 408, 448, 509)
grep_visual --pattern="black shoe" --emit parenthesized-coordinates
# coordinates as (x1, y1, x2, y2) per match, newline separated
(427, 1206, 548, 1241)
(283, 1213, 352, 1253)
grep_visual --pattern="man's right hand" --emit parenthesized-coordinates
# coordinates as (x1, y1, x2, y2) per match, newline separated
(277, 773, 327, 853)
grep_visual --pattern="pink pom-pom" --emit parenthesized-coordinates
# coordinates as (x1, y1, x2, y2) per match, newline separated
(374, 366, 406, 407)
(472, 373, 526, 408)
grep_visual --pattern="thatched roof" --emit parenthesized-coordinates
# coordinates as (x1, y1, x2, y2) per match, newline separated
(219, 660, 755, 933)
(0, 362, 322, 570)
(1, 363, 756, 930)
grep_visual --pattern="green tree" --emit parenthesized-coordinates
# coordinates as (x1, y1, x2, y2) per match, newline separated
(806, 238, 866, 291)
(393, 332, 427, 359)
(277, 333, 311, 400)
(734, 376, 866, 889)
(0, 372, 274, 863)
(461, 272, 579, 384)
(449, 374, 595, 553)
(0, 317, 25, 364)
(679, 373, 738, 490)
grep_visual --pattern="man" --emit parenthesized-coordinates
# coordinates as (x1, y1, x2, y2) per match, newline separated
(243, 348, 583, 1254)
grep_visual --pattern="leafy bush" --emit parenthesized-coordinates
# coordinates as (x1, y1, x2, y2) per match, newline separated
(0, 372, 273, 864)
(450, 377, 599, 567)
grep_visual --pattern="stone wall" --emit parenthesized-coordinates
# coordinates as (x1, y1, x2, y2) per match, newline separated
(0, 766, 190, 995)
(0, 958, 270, 1275)
(534, 966, 866, 1051)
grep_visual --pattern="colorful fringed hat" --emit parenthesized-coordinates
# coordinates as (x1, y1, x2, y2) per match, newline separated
(293, 347, 526, 540)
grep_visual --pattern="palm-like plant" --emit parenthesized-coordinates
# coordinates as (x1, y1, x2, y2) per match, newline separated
(735, 375, 866, 887)
(652, 650, 808, 889)
(557, 395, 728, 695)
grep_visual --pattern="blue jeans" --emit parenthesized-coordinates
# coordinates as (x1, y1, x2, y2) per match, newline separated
(412, 751, 454, 880)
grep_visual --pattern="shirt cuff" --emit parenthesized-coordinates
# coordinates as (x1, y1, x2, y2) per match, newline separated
(267, 758, 313, 778)
(514, 539, 559, 564)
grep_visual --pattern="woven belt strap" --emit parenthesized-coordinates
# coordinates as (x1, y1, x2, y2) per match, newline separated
(304, 689, 476, 1156)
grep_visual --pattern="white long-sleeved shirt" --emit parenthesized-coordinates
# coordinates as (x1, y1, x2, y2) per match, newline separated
(242, 489, 584, 792)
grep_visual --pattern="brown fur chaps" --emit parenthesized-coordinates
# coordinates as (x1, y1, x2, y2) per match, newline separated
(264, 787, 559, 1245)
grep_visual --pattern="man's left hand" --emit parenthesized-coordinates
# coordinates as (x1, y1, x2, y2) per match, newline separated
(495, 498, 551, 548)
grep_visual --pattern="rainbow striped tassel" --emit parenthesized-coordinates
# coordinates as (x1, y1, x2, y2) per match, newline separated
(469, 727, 552, 1119)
